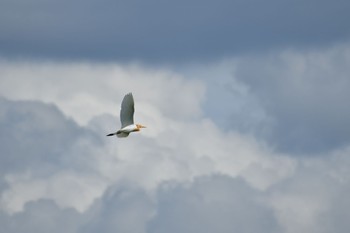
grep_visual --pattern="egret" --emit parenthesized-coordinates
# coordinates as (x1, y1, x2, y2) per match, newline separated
(107, 93, 146, 138)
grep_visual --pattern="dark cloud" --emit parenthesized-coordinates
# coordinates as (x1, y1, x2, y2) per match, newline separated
(0, 199, 83, 233)
(70, 175, 282, 233)
(324, 184, 350, 233)
(148, 175, 280, 233)
(0, 96, 112, 214)
(80, 185, 154, 233)
(230, 45, 350, 154)
(0, 97, 103, 175)
(0, 0, 349, 61)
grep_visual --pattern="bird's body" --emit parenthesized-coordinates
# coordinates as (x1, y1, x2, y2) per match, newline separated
(107, 93, 146, 138)
(114, 124, 144, 137)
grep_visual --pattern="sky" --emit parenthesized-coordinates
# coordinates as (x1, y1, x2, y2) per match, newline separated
(1, 0, 350, 232)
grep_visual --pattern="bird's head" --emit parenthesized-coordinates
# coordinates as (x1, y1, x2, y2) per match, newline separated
(136, 124, 146, 130)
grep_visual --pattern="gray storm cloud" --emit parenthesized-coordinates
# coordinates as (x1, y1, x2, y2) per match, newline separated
(1, 0, 350, 61)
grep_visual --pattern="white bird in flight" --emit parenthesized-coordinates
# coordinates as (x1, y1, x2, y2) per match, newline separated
(107, 93, 146, 138)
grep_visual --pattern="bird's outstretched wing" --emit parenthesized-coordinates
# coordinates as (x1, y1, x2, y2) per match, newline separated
(120, 93, 135, 128)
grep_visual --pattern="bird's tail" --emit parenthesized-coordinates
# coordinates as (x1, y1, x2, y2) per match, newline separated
(106, 133, 116, 136)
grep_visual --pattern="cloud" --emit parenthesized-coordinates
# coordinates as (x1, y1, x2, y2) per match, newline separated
(0, 85, 293, 215)
(0, 97, 108, 213)
(80, 185, 154, 233)
(0, 199, 83, 233)
(0, 60, 205, 125)
(148, 175, 280, 233)
(176, 42, 350, 155)
(268, 148, 350, 233)
(0, 95, 280, 232)
(231, 42, 350, 154)
(0, 97, 90, 173)
(1, 0, 350, 61)
(1, 54, 350, 233)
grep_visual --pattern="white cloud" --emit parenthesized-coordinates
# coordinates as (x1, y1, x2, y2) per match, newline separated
(0, 60, 205, 125)
(1, 171, 107, 214)
(0, 61, 294, 217)
(268, 148, 350, 233)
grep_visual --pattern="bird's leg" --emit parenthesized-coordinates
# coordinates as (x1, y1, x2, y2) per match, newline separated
(106, 132, 117, 136)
